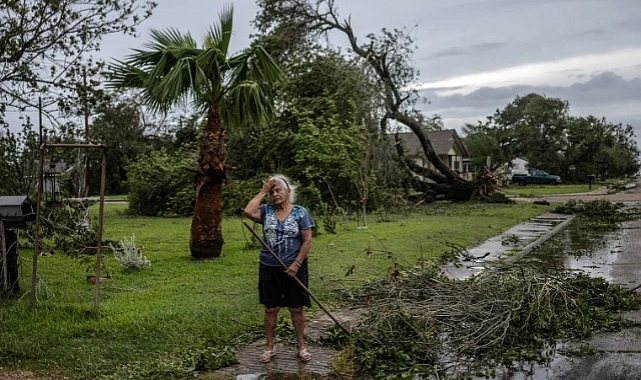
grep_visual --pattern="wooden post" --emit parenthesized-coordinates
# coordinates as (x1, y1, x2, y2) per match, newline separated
(81, 69, 91, 198)
(1, 221, 7, 291)
(93, 149, 108, 313)
(31, 148, 45, 304)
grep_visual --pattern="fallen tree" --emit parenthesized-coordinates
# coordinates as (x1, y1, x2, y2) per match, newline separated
(255, 0, 475, 201)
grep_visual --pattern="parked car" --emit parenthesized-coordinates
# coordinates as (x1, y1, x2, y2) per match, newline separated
(511, 170, 562, 186)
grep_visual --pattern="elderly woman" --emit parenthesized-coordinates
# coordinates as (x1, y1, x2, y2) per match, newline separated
(244, 175, 315, 363)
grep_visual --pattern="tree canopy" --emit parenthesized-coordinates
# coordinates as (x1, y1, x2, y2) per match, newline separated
(253, 0, 466, 188)
(465, 93, 640, 180)
(0, 0, 156, 122)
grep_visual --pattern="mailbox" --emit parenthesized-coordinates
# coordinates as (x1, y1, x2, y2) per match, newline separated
(0, 195, 36, 229)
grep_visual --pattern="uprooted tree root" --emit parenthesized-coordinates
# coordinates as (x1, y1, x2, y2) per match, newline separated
(325, 264, 641, 379)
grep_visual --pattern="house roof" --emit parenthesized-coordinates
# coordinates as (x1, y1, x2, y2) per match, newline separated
(394, 129, 469, 157)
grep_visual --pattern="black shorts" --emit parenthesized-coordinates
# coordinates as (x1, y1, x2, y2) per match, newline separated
(259, 261, 311, 308)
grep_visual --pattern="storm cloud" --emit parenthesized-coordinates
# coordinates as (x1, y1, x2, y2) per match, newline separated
(419, 72, 641, 141)
(5, 0, 641, 146)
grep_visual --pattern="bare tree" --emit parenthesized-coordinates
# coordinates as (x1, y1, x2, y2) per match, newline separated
(0, 0, 156, 118)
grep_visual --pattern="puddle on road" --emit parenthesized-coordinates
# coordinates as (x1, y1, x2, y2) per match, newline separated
(470, 218, 625, 380)
(522, 218, 621, 281)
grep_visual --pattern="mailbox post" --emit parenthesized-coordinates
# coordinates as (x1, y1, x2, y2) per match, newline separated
(0, 196, 36, 293)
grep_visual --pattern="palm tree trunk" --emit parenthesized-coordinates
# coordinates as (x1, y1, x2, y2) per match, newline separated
(190, 105, 226, 259)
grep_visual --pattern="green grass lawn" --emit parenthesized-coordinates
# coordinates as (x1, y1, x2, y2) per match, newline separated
(0, 202, 550, 379)
(103, 194, 128, 200)
(501, 183, 599, 197)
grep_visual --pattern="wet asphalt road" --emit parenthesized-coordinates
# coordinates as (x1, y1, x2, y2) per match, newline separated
(507, 181, 641, 380)
(516, 218, 641, 380)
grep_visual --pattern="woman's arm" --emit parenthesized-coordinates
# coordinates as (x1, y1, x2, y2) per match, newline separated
(244, 178, 273, 223)
(286, 228, 312, 276)
(296, 228, 312, 263)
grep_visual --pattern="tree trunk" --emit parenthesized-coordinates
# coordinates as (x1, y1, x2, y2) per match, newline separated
(190, 105, 226, 259)
(411, 178, 475, 202)
(394, 133, 448, 183)
(392, 111, 464, 183)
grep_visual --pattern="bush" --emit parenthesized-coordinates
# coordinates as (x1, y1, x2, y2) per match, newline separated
(221, 176, 265, 217)
(110, 234, 151, 271)
(126, 147, 197, 216)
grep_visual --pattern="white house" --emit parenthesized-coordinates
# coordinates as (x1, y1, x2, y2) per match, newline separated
(511, 157, 529, 175)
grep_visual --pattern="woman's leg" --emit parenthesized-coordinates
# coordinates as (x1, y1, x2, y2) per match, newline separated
(288, 306, 305, 349)
(264, 307, 280, 350)
(289, 306, 312, 361)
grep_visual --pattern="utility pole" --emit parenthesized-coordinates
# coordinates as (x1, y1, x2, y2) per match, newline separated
(78, 68, 91, 197)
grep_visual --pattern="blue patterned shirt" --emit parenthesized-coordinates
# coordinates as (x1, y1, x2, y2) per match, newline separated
(258, 204, 315, 267)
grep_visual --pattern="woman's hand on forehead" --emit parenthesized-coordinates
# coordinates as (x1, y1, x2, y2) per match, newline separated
(261, 178, 276, 193)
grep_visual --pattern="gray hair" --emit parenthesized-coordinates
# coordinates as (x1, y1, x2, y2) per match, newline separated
(271, 174, 296, 203)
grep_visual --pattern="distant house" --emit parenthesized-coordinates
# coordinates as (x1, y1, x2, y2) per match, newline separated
(393, 129, 473, 181)
(494, 157, 530, 182)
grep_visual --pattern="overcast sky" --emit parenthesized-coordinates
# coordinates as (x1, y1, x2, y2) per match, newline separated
(41, 0, 641, 143)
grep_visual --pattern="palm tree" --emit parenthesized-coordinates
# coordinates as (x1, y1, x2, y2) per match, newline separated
(108, 6, 282, 258)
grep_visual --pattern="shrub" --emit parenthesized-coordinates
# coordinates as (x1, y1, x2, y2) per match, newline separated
(110, 234, 151, 271)
(126, 147, 197, 216)
(221, 176, 265, 217)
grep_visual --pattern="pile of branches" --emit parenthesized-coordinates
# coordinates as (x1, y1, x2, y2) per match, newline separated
(327, 264, 640, 379)
(553, 199, 639, 231)
(24, 201, 115, 257)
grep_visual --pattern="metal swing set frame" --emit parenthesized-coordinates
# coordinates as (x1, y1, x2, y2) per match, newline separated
(32, 143, 108, 313)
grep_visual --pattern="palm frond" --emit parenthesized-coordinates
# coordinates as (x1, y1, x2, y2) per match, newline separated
(146, 28, 197, 51)
(227, 46, 282, 85)
(219, 45, 283, 133)
(107, 60, 149, 89)
(107, 6, 281, 124)
(223, 81, 277, 136)
(204, 4, 234, 55)
(194, 48, 226, 84)
(109, 30, 205, 113)
(249, 46, 283, 84)
(124, 49, 166, 69)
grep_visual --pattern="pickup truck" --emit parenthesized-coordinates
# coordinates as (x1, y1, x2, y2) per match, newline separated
(511, 170, 562, 186)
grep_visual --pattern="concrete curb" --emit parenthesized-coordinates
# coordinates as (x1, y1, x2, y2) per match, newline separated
(507, 213, 576, 263)
(441, 212, 576, 280)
